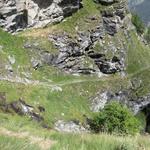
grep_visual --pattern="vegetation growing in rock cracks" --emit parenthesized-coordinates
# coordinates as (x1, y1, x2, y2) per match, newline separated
(90, 102, 140, 135)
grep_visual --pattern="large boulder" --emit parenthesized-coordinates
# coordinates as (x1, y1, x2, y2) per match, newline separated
(0, 0, 82, 32)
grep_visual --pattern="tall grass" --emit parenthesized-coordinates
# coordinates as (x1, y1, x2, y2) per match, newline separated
(1, 129, 150, 150)
(0, 135, 40, 150)
(50, 132, 150, 150)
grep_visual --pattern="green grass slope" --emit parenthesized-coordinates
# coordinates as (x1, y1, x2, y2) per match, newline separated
(0, 0, 150, 149)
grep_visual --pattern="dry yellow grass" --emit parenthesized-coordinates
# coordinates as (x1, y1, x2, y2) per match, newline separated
(0, 127, 56, 150)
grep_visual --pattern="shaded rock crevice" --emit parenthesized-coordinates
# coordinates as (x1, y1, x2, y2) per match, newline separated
(142, 104, 150, 133)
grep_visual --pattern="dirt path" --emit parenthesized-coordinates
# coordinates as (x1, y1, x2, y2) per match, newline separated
(0, 75, 106, 89)
(0, 127, 56, 150)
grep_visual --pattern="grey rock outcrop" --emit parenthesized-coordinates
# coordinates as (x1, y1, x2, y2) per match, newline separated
(47, 29, 124, 74)
(31, 57, 42, 70)
(21, 0, 128, 75)
(54, 120, 89, 133)
(40, 0, 128, 75)
(90, 90, 150, 115)
(101, 0, 128, 35)
(0, 0, 82, 32)
(0, 93, 45, 122)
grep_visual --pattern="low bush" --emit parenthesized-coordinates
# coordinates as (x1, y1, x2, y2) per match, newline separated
(90, 102, 140, 135)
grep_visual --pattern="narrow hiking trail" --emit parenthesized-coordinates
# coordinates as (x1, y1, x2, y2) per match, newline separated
(0, 74, 108, 89)
(0, 127, 56, 150)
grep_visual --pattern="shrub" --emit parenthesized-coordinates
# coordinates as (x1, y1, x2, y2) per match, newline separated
(131, 13, 145, 34)
(90, 102, 140, 135)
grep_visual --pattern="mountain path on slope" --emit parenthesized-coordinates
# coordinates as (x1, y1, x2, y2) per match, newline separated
(0, 75, 107, 89)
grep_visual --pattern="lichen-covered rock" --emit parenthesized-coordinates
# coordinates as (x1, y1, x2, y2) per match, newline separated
(48, 33, 100, 74)
(47, 28, 124, 75)
(0, 97, 44, 122)
(101, 0, 128, 35)
(0, 0, 82, 32)
(90, 90, 150, 115)
(19, 0, 129, 75)
(10, 99, 44, 122)
(54, 120, 89, 133)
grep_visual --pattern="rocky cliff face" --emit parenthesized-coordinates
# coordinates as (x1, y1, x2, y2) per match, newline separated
(0, 0, 150, 135)
(33, 0, 129, 75)
(0, 0, 131, 76)
(0, 0, 82, 32)
(90, 89, 150, 115)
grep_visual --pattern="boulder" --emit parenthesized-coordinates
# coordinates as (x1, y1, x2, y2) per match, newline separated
(0, 97, 45, 122)
(31, 57, 42, 70)
(8, 55, 15, 65)
(10, 99, 44, 122)
(10, 99, 33, 115)
(54, 120, 89, 133)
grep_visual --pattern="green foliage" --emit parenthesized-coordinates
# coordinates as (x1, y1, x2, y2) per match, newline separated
(131, 13, 145, 34)
(90, 102, 140, 135)
(145, 27, 150, 44)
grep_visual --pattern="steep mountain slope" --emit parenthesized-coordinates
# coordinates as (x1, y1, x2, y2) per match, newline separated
(0, 0, 150, 149)
(128, 0, 150, 26)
